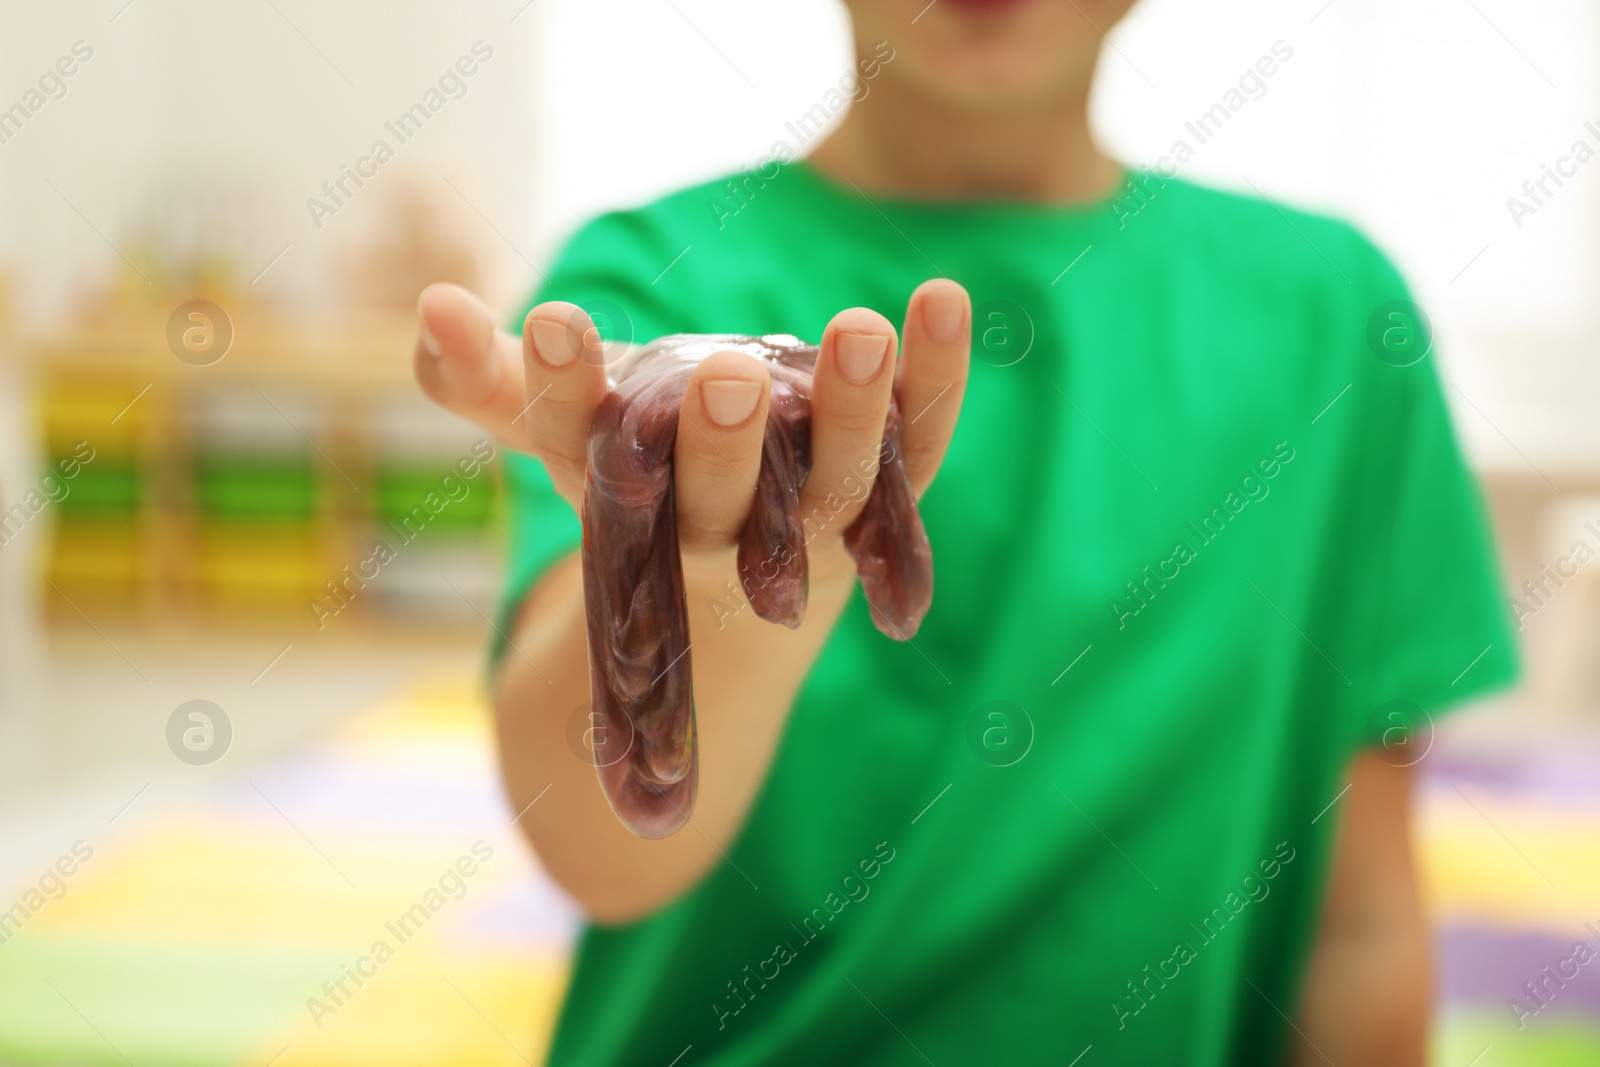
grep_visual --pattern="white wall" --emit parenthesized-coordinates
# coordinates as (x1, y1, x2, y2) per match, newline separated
(532, 0, 852, 260)
(0, 0, 542, 321)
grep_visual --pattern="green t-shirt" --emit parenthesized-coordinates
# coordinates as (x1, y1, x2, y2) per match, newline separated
(502, 162, 1517, 1066)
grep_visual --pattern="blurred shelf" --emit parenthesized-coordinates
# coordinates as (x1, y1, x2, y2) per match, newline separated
(3, 312, 506, 636)
(4, 309, 423, 388)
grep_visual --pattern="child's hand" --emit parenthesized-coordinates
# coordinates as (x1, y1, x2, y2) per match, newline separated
(412, 281, 969, 904)
(413, 282, 971, 577)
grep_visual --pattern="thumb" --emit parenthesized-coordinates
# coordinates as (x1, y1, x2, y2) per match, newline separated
(415, 283, 532, 448)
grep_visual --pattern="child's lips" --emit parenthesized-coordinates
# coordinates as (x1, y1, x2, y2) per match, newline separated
(943, 0, 1034, 14)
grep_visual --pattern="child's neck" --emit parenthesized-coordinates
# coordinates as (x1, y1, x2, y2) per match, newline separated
(808, 74, 1122, 205)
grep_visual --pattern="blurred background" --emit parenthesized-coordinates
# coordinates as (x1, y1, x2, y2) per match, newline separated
(0, 1, 1596, 1064)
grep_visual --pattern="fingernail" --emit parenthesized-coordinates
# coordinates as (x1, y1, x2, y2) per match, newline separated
(835, 332, 889, 384)
(531, 320, 577, 368)
(701, 379, 762, 427)
(922, 288, 965, 343)
(417, 301, 442, 358)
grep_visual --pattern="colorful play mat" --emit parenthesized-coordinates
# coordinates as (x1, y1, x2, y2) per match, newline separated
(0, 676, 574, 1067)
(0, 677, 1595, 1065)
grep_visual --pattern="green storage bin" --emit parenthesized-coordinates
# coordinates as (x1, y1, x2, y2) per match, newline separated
(374, 465, 495, 538)
(52, 459, 142, 516)
(194, 455, 319, 522)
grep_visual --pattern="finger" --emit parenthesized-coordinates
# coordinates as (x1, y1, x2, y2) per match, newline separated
(895, 279, 970, 496)
(674, 350, 772, 552)
(801, 307, 898, 531)
(414, 283, 529, 448)
(521, 302, 613, 499)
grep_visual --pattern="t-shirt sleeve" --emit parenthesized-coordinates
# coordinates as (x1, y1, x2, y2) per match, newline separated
(491, 212, 685, 668)
(1343, 240, 1519, 749)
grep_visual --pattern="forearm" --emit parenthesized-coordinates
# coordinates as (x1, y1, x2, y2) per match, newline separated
(1290, 912, 1430, 1065)
(492, 543, 857, 924)
(1289, 754, 1430, 1066)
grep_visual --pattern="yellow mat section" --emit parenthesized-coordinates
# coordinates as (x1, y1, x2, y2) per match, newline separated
(0, 676, 573, 1067)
